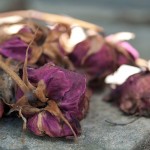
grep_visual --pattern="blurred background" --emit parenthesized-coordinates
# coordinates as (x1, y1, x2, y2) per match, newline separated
(0, 0, 150, 59)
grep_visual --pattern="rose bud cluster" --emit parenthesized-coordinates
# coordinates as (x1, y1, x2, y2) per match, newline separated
(0, 10, 144, 140)
(0, 15, 92, 139)
(0, 23, 73, 69)
(0, 19, 140, 89)
(106, 69, 150, 117)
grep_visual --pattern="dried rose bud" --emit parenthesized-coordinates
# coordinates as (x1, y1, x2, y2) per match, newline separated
(0, 100, 4, 118)
(107, 70, 150, 116)
(60, 32, 139, 82)
(74, 40, 137, 77)
(17, 62, 88, 120)
(15, 62, 89, 138)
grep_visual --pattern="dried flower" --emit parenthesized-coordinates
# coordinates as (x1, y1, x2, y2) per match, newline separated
(0, 53, 89, 139)
(12, 61, 89, 138)
(14, 62, 88, 139)
(61, 33, 139, 82)
(107, 70, 150, 116)
(17, 62, 88, 120)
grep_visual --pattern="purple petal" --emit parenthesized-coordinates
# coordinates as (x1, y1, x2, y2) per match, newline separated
(68, 39, 90, 67)
(0, 37, 31, 62)
(27, 113, 43, 136)
(27, 111, 81, 137)
(84, 44, 117, 77)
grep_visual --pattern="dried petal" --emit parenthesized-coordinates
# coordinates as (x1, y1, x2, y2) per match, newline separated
(17, 62, 88, 120)
(27, 111, 81, 137)
(0, 37, 31, 62)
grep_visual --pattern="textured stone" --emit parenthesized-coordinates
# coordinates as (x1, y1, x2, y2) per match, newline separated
(0, 92, 150, 150)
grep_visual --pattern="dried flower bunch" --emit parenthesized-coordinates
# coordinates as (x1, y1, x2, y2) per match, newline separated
(0, 10, 143, 140)
(0, 10, 94, 140)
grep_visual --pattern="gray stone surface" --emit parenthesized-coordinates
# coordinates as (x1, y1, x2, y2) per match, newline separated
(1, 92, 150, 150)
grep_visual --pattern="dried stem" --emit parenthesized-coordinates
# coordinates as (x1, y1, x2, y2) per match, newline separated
(34, 80, 48, 103)
(23, 27, 39, 90)
(0, 10, 102, 32)
(19, 109, 27, 130)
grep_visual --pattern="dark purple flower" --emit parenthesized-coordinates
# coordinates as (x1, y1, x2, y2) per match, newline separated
(107, 70, 150, 116)
(17, 62, 88, 120)
(16, 62, 89, 137)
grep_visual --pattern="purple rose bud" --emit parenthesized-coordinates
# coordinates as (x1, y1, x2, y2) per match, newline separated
(62, 34, 139, 81)
(0, 100, 4, 118)
(15, 62, 89, 138)
(107, 70, 150, 116)
(26, 63, 88, 120)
